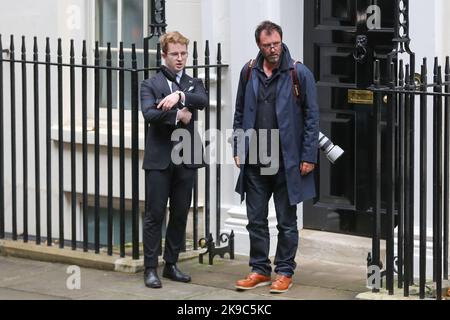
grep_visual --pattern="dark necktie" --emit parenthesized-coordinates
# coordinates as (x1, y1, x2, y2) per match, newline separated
(171, 80, 177, 93)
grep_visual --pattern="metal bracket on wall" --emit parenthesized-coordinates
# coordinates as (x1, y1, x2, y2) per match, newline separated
(353, 35, 368, 64)
(149, 0, 167, 38)
(198, 231, 235, 265)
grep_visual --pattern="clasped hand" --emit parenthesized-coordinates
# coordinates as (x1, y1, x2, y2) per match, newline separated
(176, 107, 192, 125)
(300, 162, 315, 176)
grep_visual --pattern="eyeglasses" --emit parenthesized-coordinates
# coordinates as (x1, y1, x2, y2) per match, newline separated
(167, 51, 188, 58)
(260, 42, 281, 50)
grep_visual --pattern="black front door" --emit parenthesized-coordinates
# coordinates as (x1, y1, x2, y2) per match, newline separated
(303, 0, 396, 236)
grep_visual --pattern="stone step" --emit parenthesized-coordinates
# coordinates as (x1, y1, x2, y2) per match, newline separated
(299, 229, 386, 267)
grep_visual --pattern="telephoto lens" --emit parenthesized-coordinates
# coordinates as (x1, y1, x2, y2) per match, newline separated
(318, 132, 344, 164)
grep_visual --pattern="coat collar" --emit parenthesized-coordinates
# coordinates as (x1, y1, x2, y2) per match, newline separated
(179, 71, 194, 91)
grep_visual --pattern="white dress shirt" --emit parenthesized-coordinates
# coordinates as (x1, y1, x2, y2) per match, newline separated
(166, 71, 185, 125)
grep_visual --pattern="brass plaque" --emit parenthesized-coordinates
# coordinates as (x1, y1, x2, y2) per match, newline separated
(348, 89, 374, 105)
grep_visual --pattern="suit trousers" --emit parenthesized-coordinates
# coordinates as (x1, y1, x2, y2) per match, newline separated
(143, 163, 195, 268)
(244, 165, 298, 277)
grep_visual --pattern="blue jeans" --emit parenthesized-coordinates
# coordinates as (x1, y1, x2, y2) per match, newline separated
(244, 165, 298, 277)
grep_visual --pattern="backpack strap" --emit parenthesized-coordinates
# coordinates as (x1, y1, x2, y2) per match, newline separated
(245, 59, 256, 83)
(290, 60, 302, 98)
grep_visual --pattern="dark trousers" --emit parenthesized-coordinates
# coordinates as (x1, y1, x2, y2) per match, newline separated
(244, 165, 298, 277)
(143, 164, 195, 268)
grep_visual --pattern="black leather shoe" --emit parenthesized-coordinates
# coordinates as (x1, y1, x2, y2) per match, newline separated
(162, 263, 191, 283)
(144, 268, 162, 288)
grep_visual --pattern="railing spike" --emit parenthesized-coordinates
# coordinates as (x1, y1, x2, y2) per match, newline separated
(445, 56, 449, 75)
(390, 62, 395, 85)
(131, 43, 137, 61)
(10, 35, 14, 52)
(45, 37, 50, 55)
(82, 40, 86, 59)
(399, 60, 404, 83)
(57, 38, 62, 57)
(434, 57, 439, 76)
(33, 37, 38, 57)
(374, 60, 380, 85)
(119, 42, 124, 60)
(95, 41, 99, 59)
(193, 41, 198, 60)
(217, 43, 222, 63)
(21, 36, 26, 56)
(421, 62, 427, 85)
(106, 42, 111, 60)
(437, 66, 442, 85)
(70, 39, 74, 58)
(205, 40, 210, 57)
(405, 64, 410, 85)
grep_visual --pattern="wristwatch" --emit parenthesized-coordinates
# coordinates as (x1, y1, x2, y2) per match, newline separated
(176, 91, 183, 102)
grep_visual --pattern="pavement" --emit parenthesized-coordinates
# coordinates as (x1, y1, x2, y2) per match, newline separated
(0, 251, 369, 300)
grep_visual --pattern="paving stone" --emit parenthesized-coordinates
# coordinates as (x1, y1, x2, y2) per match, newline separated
(0, 252, 370, 300)
(0, 287, 67, 300)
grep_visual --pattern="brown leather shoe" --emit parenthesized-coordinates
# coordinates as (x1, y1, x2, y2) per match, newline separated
(235, 273, 272, 290)
(270, 274, 293, 293)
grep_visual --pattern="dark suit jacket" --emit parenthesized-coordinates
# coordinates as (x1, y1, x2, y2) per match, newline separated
(140, 71, 208, 170)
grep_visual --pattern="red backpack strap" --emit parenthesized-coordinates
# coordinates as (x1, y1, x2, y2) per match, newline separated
(290, 60, 302, 98)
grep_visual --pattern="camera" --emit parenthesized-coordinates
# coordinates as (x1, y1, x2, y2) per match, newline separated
(319, 132, 344, 164)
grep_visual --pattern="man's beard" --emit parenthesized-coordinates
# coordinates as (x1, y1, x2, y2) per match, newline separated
(265, 53, 280, 65)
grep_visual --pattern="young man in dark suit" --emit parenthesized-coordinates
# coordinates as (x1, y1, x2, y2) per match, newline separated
(140, 31, 208, 288)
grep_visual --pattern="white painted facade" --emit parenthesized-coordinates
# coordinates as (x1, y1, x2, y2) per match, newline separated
(0, 0, 449, 278)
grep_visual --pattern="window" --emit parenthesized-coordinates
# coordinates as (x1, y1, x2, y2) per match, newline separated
(95, 0, 159, 111)
(87, 207, 133, 247)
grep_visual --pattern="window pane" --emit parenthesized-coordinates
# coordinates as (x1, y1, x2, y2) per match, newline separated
(88, 207, 108, 246)
(122, 0, 144, 49)
(124, 52, 145, 110)
(96, 0, 118, 47)
(146, 36, 159, 65)
(87, 207, 133, 247)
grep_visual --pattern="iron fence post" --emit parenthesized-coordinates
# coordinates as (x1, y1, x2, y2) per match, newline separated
(372, 60, 382, 293)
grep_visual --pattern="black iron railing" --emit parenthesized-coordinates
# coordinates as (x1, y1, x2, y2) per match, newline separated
(369, 56, 450, 300)
(0, 34, 228, 262)
(367, 0, 449, 301)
